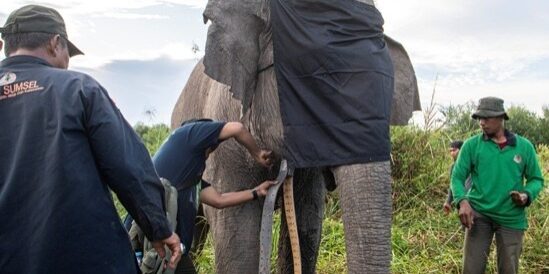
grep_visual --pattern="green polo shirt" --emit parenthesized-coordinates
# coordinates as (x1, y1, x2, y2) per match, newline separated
(451, 130, 544, 230)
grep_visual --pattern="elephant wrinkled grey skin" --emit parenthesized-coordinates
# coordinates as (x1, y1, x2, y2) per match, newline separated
(171, 0, 420, 273)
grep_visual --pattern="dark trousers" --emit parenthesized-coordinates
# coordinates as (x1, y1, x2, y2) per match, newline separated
(174, 254, 197, 274)
(463, 211, 524, 274)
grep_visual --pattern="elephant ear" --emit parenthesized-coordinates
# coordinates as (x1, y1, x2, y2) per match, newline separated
(202, 0, 269, 115)
(385, 35, 421, 125)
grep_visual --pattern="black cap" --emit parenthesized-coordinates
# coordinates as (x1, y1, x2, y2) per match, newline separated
(0, 5, 83, 57)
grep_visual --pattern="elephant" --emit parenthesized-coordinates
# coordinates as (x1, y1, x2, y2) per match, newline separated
(170, 0, 420, 273)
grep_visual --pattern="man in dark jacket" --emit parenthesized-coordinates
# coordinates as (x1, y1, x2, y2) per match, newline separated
(0, 5, 181, 273)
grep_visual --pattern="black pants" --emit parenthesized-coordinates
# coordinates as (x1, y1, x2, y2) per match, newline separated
(463, 211, 524, 274)
(174, 254, 197, 274)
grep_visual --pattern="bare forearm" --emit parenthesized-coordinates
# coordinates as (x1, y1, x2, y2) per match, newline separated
(234, 127, 261, 157)
(200, 180, 274, 209)
(218, 190, 255, 208)
(200, 187, 255, 209)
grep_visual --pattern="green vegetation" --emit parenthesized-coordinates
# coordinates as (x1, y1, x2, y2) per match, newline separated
(133, 122, 170, 156)
(441, 103, 549, 146)
(119, 104, 548, 273)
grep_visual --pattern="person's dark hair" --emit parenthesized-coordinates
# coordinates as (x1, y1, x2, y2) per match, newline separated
(450, 140, 464, 150)
(180, 118, 214, 127)
(2, 32, 67, 57)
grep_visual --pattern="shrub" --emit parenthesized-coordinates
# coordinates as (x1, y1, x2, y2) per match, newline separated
(134, 122, 170, 155)
(439, 102, 478, 136)
(506, 106, 544, 145)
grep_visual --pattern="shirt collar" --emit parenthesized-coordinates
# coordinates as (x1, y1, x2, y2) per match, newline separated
(1, 55, 53, 68)
(482, 129, 517, 146)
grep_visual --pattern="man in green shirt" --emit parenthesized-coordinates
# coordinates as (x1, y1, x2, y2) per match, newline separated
(451, 97, 544, 274)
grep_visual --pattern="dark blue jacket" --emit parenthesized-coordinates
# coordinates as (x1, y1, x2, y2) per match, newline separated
(0, 56, 171, 274)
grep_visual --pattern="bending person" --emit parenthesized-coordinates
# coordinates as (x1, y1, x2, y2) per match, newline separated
(152, 119, 275, 274)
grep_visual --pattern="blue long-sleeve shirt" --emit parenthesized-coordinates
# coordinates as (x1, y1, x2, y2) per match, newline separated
(0, 56, 171, 274)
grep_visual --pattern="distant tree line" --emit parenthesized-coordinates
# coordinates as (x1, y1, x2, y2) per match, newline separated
(439, 103, 549, 146)
(131, 103, 549, 154)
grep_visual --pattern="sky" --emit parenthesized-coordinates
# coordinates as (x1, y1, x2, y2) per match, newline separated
(1, 0, 547, 125)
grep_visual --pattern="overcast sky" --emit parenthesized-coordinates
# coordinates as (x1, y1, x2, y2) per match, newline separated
(1, 0, 547, 125)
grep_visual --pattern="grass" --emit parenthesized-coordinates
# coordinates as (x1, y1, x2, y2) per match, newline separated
(189, 212, 348, 274)
(116, 125, 548, 273)
(188, 191, 547, 273)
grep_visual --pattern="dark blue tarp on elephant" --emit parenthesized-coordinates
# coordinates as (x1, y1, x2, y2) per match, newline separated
(271, 0, 394, 168)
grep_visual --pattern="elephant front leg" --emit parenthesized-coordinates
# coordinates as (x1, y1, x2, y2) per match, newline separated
(331, 161, 392, 274)
(277, 169, 325, 274)
(205, 201, 263, 274)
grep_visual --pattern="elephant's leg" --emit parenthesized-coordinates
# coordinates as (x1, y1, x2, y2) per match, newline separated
(205, 200, 263, 274)
(331, 161, 392, 274)
(277, 168, 325, 274)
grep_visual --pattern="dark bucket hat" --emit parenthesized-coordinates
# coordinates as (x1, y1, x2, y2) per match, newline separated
(471, 96, 509, 120)
(0, 5, 83, 57)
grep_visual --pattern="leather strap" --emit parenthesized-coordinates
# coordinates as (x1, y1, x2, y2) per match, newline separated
(259, 160, 288, 274)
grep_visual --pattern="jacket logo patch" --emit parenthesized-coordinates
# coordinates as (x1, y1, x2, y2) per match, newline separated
(513, 155, 522, 164)
(0, 72, 17, 85)
(0, 80, 44, 101)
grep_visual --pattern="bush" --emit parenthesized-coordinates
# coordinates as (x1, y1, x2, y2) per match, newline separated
(439, 102, 479, 136)
(134, 122, 170, 155)
(506, 106, 545, 146)
(440, 102, 549, 145)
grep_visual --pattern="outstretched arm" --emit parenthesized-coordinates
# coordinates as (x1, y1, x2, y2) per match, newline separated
(200, 180, 276, 209)
(218, 122, 273, 167)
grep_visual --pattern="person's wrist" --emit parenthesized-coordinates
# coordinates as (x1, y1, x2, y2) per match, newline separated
(523, 191, 532, 206)
(252, 189, 259, 200)
(458, 199, 469, 208)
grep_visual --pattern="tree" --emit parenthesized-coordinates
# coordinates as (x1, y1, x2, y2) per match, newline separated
(505, 106, 543, 145)
(439, 101, 479, 138)
(133, 123, 170, 155)
(439, 103, 549, 146)
(539, 106, 549, 145)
